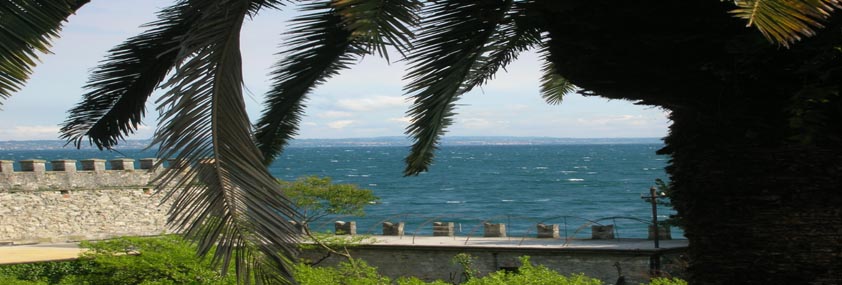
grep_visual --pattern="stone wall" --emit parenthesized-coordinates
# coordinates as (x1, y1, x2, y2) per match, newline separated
(301, 243, 687, 284)
(0, 159, 172, 243)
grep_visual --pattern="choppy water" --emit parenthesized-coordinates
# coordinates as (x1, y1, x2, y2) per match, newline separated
(2, 144, 681, 238)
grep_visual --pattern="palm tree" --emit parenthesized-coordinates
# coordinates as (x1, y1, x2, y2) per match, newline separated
(2, 0, 841, 284)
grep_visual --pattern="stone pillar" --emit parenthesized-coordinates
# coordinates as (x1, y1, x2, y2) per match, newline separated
(537, 223, 560, 238)
(20, 159, 46, 173)
(433, 222, 454, 236)
(110, 159, 135, 170)
(80, 159, 107, 171)
(592, 225, 615, 239)
(648, 225, 672, 240)
(335, 221, 356, 235)
(51, 159, 77, 172)
(139, 158, 160, 170)
(483, 223, 507, 237)
(382, 222, 404, 236)
(0, 160, 14, 174)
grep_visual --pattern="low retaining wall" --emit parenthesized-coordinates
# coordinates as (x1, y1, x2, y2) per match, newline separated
(301, 239, 687, 284)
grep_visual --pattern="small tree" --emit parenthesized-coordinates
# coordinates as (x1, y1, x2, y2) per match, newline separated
(279, 176, 379, 226)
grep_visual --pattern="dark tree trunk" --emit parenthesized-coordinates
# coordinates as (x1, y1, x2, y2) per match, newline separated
(535, 0, 842, 283)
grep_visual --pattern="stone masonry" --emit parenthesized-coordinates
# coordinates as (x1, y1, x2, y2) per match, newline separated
(0, 159, 172, 243)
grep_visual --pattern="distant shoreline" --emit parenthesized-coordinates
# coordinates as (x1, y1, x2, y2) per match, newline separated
(0, 136, 663, 151)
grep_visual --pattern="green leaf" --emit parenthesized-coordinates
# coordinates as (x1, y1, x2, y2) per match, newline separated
(0, 0, 88, 106)
(403, 0, 518, 176)
(150, 1, 300, 283)
(732, 0, 841, 47)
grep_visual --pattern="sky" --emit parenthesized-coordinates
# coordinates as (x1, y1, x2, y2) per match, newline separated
(0, 1, 670, 141)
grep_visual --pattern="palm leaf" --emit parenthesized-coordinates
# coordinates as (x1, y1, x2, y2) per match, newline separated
(60, 2, 195, 149)
(538, 44, 575, 105)
(333, 0, 422, 61)
(732, 0, 841, 47)
(255, 0, 420, 165)
(0, 0, 88, 106)
(403, 0, 517, 176)
(462, 1, 542, 91)
(151, 0, 299, 283)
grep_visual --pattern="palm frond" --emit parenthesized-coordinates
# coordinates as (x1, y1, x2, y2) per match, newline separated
(462, 1, 542, 91)
(60, 2, 196, 149)
(255, 0, 420, 165)
(0, 0, 88, 106)
(333, 0, 422, 61)
(403, 0, 517, 176)
(255, 2, 359, 166)
(732, 0, 841, 47)
(151, 0, 299, 283)
(539, 45, 575, 105)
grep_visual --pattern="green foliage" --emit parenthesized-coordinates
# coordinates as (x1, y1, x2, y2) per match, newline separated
(72, 235, 236, 284)
(451, 253, 480, 282)
(462, 256, 603, 285)
(0, 260, 91, 284)
(647, 277, 689, 285)
(280, 176, 379, 224)
(292, 259, 389, 285)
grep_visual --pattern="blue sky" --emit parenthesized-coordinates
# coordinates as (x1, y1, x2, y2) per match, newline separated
(0, 1, 670, 141)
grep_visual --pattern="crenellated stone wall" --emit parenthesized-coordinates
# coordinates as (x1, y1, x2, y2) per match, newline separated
(0, 159, 173, 244)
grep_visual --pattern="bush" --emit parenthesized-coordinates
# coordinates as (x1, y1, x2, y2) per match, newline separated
(462, 256, 603, 285)
(73, 235, 236, 285)
(647, 277, 688, 285)
(0, 260, 91, 284)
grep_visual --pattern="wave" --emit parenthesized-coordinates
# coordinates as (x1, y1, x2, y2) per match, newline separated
(567, 178, 585, 182)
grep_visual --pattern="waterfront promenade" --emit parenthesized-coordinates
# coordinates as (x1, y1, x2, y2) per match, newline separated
(0, 236, 687, 264)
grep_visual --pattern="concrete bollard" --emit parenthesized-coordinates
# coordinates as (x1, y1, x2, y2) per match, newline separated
(591, 225, 615, 240)
(483, 223, 507, 237)
(80, 159, 107, 171)
(51, 160, 77, 172)
(433, 222, 454, 237)
(648, 225, 672, 240)
(0, 160, 14, 174)
(110, 159, 135, 170)
(20, 160, 46, 173)
(382, 222, 404, 236)
(335, 221, 356, 235)
(139, 158, 160, 170)
(537, 223, 560, 239)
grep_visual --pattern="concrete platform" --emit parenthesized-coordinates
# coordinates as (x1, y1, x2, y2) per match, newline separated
(368, 235, 688, 252)
(0, 243, 84, 265)
(0, 236, 687, 265)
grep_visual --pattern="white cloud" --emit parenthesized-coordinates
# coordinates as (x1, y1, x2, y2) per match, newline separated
(388, 117, 412, 123)
(336, 95, 407, 112)
(327, 120, 354, 129)
(317, 111, 354, 119)
(576, 115, 650, 126)
(0, 125, 61, 140)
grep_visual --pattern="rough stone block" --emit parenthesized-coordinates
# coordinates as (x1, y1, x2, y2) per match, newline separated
(591, 225, 615, 240)
(537, 223, 560, 239)
(139, 158, 159, 170)
(335, 221, 356, 235)
(110, 159, 135, 170)
(51, 160, 77, 172)
(382, 222, 404, 236)
(20, 160, 46, 173)
(432, 222, 454, 237)
(80, 159, 106, 171)
(648, 225, 672, 240)
(0, 160, 13, 174)
(483, 223, 507, 237)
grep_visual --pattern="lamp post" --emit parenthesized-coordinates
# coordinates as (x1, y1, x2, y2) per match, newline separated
(641, 186, 667, 276)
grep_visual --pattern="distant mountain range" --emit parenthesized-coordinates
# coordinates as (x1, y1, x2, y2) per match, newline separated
(0, 136, 662, 150)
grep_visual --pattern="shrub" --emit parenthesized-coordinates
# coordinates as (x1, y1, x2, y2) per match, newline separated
(462, 256, 603, 285)
(647, 277, 688, 285)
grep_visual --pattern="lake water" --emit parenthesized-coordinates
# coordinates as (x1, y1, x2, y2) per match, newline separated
(2, 144, 682, 238)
